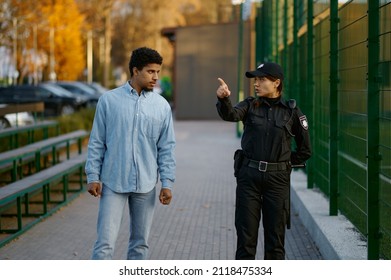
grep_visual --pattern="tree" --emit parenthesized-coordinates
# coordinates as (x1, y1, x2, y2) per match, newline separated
(40, 0, 85, 81)
(76, 0, 113, 86)
(0, 0, 39, 84)
(0, 0, 85, 83)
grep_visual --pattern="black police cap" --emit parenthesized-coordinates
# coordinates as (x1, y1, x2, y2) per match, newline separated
(245, 62, 284, 81)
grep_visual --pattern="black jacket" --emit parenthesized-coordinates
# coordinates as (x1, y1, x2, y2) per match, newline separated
(216, 96, 311, 165)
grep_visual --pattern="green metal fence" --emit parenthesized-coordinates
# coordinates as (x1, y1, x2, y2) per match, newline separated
(254, 0, 391, 260)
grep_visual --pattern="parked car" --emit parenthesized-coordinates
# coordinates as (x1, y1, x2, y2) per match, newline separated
(0, 104, 34, 129)
(0, 84, 88, 117)
(40, 82, 89, 108)
(55, 81, 101, 107)
(84, 82, 110, 95)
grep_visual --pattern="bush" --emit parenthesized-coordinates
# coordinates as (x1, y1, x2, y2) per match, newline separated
(56, 108, 96, 134)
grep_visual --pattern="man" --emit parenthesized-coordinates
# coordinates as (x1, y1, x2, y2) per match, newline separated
(86, 47, 176, 260)
(216, 62, 311, 259)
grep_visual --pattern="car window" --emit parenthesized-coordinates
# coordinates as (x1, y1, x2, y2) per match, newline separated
(37, 88, 53, 98)
(42, 84, 73, 97)
(57, 83, 96, 96)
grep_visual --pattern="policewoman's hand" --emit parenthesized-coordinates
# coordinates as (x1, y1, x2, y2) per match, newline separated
(159, 188, 172, 205)
(217, 78, 231, 98)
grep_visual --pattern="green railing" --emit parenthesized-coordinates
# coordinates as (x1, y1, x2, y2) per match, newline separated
(255, 0, 391, 260)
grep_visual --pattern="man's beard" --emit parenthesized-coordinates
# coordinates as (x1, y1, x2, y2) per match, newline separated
(143, 87, 154, 92)
(141, 85, 154, 92)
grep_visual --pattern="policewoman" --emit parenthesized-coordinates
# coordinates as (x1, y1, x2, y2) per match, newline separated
(215, 62, 311, 260)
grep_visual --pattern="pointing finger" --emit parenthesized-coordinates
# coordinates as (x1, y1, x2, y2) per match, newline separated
(216, 77, 231, 98)
(217, 78, 226, 87)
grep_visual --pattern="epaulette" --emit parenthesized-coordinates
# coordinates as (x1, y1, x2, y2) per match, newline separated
(288, 99, 296, 109)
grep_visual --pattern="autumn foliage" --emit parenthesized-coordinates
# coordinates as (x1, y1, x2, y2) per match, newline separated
(0, 0, 233, 85)
(41, 0, 85, 81)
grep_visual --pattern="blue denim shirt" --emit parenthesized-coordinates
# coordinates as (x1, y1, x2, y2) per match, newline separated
(85, 82, 176, 193)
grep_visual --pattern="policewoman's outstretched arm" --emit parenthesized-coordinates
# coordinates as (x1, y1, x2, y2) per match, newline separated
(216, 77, 250, 122)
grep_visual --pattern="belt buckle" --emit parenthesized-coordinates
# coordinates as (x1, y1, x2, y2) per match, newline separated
(258, 161, 267, 172)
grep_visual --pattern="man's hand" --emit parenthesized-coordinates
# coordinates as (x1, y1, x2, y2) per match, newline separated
(216, 78, 231, 98)
(159, 188, 172, 205)
(88, 182, 102, 197)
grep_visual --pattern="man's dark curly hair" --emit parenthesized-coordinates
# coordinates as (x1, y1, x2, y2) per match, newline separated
(128, 47, 163, 77)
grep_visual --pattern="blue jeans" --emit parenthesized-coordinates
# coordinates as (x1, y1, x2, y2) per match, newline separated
(92, 185, 156, 260)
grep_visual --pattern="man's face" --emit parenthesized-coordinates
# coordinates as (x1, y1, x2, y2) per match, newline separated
(132, 63, 161, 92)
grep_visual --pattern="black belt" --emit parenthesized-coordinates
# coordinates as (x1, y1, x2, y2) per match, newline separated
(244, 158, 290, 172)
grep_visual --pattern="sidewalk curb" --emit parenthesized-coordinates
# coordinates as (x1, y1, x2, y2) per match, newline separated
(291, 170, 367, 260)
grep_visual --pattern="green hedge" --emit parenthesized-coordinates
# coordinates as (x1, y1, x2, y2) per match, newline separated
(56, 108, 95, 134)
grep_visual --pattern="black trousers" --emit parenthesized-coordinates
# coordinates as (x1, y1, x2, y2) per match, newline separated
(235, 165, 291, 260)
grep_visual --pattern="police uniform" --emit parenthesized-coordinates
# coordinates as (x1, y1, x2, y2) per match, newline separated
(216, 63, 311, 260)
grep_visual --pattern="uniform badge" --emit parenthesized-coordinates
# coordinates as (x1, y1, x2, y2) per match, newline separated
(299, 115, 309, 130)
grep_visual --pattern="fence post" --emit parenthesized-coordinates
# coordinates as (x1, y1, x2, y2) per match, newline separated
(255, 5, 262, 65)
(306, 0, 314, 189)
(329, 0, 339, 216)
(367, 0, 381, 260)
(236, 1, 244, 138)
(265, 0, 273, 60)
(274, 0, 280, 62)
(292, 0, 299, 99)
(283, 0, 289, 89)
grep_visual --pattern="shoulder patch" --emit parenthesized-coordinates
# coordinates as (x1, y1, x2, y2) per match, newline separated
(299, 115, 309, 130)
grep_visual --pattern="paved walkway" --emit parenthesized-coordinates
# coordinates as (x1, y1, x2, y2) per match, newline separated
(0, 121, 322, 260)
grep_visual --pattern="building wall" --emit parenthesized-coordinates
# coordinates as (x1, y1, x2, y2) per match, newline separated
(174, 22, 252, 120)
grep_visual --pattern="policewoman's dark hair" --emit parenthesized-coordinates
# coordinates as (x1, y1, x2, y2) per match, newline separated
(128, 47, 163, 77)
